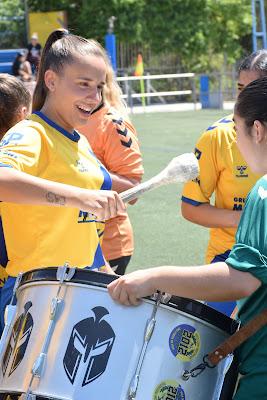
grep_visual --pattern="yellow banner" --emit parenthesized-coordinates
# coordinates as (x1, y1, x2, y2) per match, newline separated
(29, 11, 67, 47)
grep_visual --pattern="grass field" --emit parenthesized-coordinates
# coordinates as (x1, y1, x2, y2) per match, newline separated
(126, 109, 227, 273)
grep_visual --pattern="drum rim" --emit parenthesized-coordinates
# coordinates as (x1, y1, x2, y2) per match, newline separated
(19, 267, 239, 335)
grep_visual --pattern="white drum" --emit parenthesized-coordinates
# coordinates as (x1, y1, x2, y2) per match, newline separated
(0, 267, 239, 400)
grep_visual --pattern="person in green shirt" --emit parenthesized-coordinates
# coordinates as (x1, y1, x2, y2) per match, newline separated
(108, 76, 267, 399)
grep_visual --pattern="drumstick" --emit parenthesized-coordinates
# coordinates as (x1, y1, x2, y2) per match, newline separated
(120, 152, 199, 203)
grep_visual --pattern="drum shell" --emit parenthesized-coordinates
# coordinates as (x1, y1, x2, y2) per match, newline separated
(0, 278, 237, 400)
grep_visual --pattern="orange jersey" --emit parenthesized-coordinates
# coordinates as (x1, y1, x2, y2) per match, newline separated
(79, 105, 144, 261)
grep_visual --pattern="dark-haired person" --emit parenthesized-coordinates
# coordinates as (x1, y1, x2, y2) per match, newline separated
(0, 30, 125, 330)
(181, 50, 267, 316)
(12, 51, 33, 82)
(109, 76, 267, 400)
(0, 73, 31, 136)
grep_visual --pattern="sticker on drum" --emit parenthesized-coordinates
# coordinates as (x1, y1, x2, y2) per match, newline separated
(169, 324, 200, 361)
(153, 379, 186, 400)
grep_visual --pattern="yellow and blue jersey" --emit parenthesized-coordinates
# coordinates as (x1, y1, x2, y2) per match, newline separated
(182, 114, 260, 263)
(0, 111, 112, 277)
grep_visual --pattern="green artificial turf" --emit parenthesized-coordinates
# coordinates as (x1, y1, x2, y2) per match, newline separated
(126, 110, 227, 272)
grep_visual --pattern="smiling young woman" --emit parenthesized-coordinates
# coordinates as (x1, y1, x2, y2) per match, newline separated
(0, 29, 125, 330)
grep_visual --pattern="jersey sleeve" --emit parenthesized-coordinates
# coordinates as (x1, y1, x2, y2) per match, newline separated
(101, 116, 144, 181)
(0, 122, 47, 176)
(182, 127, 220, 206)
(226, 180, 267, 284)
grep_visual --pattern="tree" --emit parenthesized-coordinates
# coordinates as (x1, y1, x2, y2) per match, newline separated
(0, 0, 25, 48)
(142, 0, 252, 72)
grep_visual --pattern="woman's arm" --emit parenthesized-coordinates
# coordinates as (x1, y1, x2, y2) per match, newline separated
(0, 168, 125, 220)
(181, 202, 242, 228)
(109, 172, 139, 193)
(108, 263, 261, 305)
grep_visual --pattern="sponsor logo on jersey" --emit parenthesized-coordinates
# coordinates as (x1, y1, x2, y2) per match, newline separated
(0, 132, 24, 147)
(194, 148, 202, 160)
(233, 197, 246, 211)
(258, 186, 267, 200)
(75, 159, 90, 173)
(78, 210, 95, 223)
(236, 165, 248, 178)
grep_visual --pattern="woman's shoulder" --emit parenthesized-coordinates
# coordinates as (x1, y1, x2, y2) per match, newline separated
(244, 176, 267, 205)
(198, 114, 235, 145)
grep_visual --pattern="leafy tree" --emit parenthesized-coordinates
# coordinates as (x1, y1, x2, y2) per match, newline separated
(142, 0, 252, 72)
(0, 0, 25, 47)
(0, 0, 255, 73)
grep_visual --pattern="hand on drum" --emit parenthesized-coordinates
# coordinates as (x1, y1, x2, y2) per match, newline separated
(107, 269, 156, 305)
(79, 189, 125, 220)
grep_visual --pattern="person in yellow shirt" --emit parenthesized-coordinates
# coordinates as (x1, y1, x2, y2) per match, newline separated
(181, 50, 267, 316)
(0, 30, 125, 330)
(79, 64, 144, 274)
(0, 73, 123, 249)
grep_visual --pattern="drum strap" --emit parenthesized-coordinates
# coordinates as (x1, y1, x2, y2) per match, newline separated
(208, 308, 267, 366)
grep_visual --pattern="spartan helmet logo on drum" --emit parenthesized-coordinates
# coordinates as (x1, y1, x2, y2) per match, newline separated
(2, 301, 33, 376)
(63, 306, 115, 387)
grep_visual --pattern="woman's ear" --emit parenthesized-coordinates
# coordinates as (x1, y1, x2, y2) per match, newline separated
(44, 70, 57, 92)
(253, 120, 267, 144)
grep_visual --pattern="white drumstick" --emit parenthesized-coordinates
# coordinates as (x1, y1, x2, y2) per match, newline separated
(120, 152, 199, 203)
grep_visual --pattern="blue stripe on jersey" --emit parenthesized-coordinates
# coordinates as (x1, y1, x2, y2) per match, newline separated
(206, 125, 216, 131)
(0, 217, 8, 267)
(207, 117, 232, 131)
(218, 117, 233, 124)
(88, 149, 112, 190)
(88, 242, 105, 270)
(33, 111, 80, 142)
(0, 164, 12, 168)
(211, 249, 231, 263)
(100, 165, 112, 190)
(181, 196, 205, 206)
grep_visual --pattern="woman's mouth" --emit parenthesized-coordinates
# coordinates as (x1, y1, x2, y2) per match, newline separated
(77, 105, 92, 115)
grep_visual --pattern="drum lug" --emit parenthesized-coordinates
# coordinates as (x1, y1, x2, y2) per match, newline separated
(127, 291, 163, 399)
(56, 263, 75, 283)
(31, 352, 46, 378)
(50, 298, 61, 320)
(20, 393, 36, 400)
(128, 375, 139, 400)
(150, 291, 171, 304)
(144, 318, 156, 341)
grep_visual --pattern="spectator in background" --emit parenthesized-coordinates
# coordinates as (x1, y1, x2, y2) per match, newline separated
(12, 51, 33, 82)
(26, 33, 42, 73)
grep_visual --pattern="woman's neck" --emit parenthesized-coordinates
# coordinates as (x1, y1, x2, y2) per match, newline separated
(40, 103, 74, 134)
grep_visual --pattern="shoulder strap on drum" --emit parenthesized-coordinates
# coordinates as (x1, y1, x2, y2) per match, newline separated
(208, 308, 267, 366)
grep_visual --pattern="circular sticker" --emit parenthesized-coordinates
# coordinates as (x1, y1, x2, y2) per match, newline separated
(169, 324, 200, 361)
(153, 380, 186, 400)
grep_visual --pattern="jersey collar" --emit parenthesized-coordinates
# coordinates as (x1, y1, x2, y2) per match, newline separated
(33, 111, 80, 142)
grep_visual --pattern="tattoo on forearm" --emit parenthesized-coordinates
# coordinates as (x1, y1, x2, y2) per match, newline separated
(46, 192, 66, 206)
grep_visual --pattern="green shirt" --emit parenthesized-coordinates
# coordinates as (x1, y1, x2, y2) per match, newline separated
(226, 176, 267, 400)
